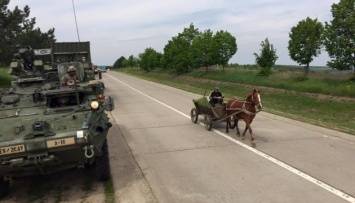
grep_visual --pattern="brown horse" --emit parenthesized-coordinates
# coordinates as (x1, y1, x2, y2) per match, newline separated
(225, 89, 262, 147)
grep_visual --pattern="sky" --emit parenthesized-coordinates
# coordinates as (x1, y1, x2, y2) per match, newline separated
(8, 0, 339, 66)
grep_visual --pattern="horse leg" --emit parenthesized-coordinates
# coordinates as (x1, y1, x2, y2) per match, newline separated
(248, 120, 255, 147)
(242, 125, 248, 140)
(247, 124, 255, 147)
(225, 117, 230, 133)
(242, 118, 250, 140)
(235, 119, 240, 137)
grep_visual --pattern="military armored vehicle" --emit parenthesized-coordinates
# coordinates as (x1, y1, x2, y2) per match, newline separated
(9, 42, 101, 95)
(0, 42, 113, 197)
(9, 46, 60, 95)
(51, 41, 101, 80)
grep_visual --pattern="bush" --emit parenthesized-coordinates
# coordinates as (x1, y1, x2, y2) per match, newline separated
(0, 68, 11, 87)
(295, 76, 308, 82)
(257, 68, 272, 76)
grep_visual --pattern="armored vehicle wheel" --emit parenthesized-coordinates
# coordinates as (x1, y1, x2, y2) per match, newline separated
(190, 108, 198, 123)
(0, 179, 9, 198)
(204, 115, 212, 131)
(95, 140, 111, 181)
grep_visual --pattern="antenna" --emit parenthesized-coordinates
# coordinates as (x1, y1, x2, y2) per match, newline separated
(72, 0, 81, 42)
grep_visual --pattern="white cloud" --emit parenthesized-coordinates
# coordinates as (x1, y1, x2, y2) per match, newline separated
(8, 0, 339, 66)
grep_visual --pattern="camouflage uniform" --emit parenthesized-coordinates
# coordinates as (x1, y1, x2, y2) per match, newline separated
(61, 66, 77, 85)
(61, 75, 77, 85)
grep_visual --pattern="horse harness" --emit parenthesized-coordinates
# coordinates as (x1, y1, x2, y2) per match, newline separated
(226, 99, 261, 116)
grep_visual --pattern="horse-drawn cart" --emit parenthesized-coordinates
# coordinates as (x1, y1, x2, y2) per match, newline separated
(190, 89, 263, 147)
(190, 99, 231, 131)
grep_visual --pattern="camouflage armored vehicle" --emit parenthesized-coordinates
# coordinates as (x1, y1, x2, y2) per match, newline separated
(9, 46, 60, 95)
(0, 42, 113, 197)
(9, 42, 101, 94)
(51, 41, 101, 80)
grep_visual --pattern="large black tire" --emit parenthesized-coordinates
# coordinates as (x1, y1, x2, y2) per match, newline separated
(190, 108, 198, 123)
(95, 140, 111, 181)
(204, 115, 212, 131)
(0, 179, 9, 198)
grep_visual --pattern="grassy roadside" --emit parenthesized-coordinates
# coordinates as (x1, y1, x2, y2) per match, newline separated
(104, 179, 115, 203)
(114, 68, 355, 135)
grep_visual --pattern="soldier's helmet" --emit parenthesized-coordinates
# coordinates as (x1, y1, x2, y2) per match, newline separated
(67, 66, 76, 73)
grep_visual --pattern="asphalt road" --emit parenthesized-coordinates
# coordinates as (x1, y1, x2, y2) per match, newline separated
(105, 71, 355, 203)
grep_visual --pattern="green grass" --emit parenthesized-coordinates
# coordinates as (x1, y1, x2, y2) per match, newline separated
(104, 179, 116, 203)
(114, 67, 355, 135)
(184, 67, 354, 97)
(0, 67, 12, 87)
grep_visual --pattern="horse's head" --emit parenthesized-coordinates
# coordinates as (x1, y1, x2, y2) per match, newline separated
(249, 89, 263, 110)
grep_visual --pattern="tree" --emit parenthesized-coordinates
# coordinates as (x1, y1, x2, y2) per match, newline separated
(139, 47, 162, 71)
(122, 59, 129, 67)
(253, 38, 278, 76)
(0, 1, 56, 66)
(18, 27, 55, 50)
(190, 29, 214, 71)
(161, 23, 199, 73)
(212, 30, 237, 70)
(112, 56, 126, 68)
(288, 17, 324, 77)
(125, 55, 137, 68)
(324, 0, 355, 76)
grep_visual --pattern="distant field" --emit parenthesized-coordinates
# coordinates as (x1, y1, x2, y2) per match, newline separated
(187, 66, 355, 97)
(239, 64, 354, 74)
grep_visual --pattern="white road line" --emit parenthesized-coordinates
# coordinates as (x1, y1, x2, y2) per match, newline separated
(107, 74, 355, 203)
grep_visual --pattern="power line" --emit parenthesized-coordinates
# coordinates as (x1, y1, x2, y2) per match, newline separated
(72, 0, 80, 42)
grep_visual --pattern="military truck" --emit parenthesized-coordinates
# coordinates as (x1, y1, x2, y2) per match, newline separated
(0, 42, 113, 197)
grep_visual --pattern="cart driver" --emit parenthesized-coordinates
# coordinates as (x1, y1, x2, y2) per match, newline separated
(209, 86, 224, 107)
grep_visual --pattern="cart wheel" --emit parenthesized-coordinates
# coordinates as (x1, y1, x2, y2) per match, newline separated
(190, 108, 198, 123)
(204, 115, 212, 131)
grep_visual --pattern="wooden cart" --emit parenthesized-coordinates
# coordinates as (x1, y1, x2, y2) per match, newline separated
(190, 99, 231, 131)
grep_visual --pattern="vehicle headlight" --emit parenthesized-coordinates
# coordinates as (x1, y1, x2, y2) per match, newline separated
(90, 101, 99, 109)
(97, 94, 105, 101)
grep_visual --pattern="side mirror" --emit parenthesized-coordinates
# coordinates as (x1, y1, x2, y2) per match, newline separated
(104, 96, 114, 111)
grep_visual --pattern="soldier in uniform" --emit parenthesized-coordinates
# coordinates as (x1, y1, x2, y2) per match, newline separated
(61, 66, 77, 85)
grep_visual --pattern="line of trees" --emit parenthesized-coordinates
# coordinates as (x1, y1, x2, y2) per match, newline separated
(113, 23, 237, 73)
(115, 0, 354, 77)
(0, 0, 352, 78)
(0, 0, 56, 66)
(288, 0, 354, 78)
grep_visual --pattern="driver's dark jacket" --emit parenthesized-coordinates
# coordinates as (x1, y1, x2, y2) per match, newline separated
(209, 91, 224, 103)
